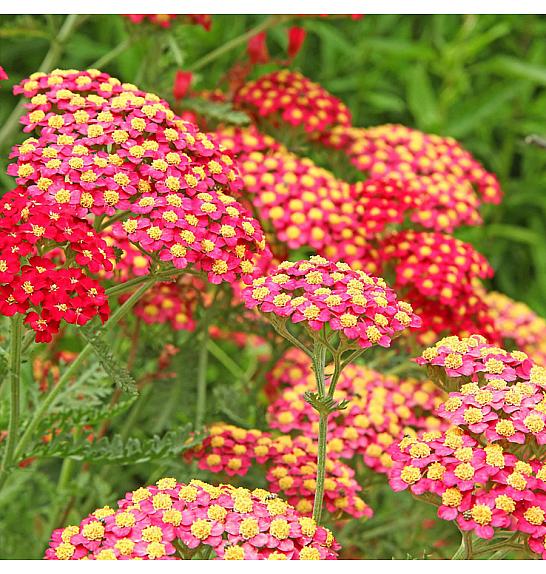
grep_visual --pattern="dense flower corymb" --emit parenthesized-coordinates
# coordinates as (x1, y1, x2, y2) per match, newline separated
(0, 189, 112, 341)
(242, 256, 421, 349)
(123, 14, 212, 30)
(45, 478, 339, 560)
(235, 70, 352, 136)
(8, 69, 270, 286)
(186, 422, 371, 519)
(322, 123, 502, 232)
(485, 291, 546, 366)
(366, 230, 499, 343)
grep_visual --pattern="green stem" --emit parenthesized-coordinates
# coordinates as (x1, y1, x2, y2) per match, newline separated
(191, 15, 287, 72)
(311, 340, 326, 395)
(168, 35, 185, 67)
(46, 426, 82, 536)
(207, 339, 247, 382)
(120, 384, 153, 440)
(0, 14, 85, 151)
(487, 547, 515, 560)
(195, 317, 210, 429)
(0, 315, 23, 483)
(270, 319, 312, 357)
(105, 269, 186, 297)
(312, 412, 328, 524)
(90, 37, 133, 69)
(340, 348, 366, 371)
(452, 530, 473, 559)
(311, 341, 328, 524)
(0, 279, 155, 492)
(327, 352, 342, 398)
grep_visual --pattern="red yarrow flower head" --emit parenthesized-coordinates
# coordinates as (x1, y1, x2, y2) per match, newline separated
(321, 123, 503, 230)
(0, 189, 112, 341)
(235, 70, 352, 136)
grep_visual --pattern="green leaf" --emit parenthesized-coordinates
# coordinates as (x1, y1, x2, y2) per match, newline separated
(182, 98, 250, 126)
(445, 84, 520, 138)
(406, 64, 441, 131)
(80, 323, 138, 394)
(25, 424, 200, 464)
(486, 56, 546, 84)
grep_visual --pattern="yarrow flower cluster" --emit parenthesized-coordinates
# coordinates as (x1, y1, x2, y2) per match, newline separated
(0, 189, 112, 341)
(393, 335, 546, 558)
(322, 123, 502, 232)
(130, 279, 200, 332)
(265, 434, 371, 518)
(485, 291, 546, 366)
(186, 423, 370, 519)
(242, 256, 421, 350)
(45, 478, 339, 560)
(215, 130, 352, 252)
(123, 14, 212, 30)
(8, 69, 270, 286)
(266, 349, 444, 474)
(235, 70, 352, 136)
(415, 334, 542, 389)
(319, 178, 420, 268)
(389, 427, 546, 551)
(365, 230, 499, 343)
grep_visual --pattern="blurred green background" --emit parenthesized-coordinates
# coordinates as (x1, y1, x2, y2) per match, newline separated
(1, 14, 545, 315)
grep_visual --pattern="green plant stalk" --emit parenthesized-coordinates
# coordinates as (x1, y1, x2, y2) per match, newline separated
(312, 411, 328, 524)
(191, 15, 289, 72)
(195, 317, 210, 429)
(0, 279, 155, 492)
(0, 14, 85, 151)
(452, 530, 473, 559)
(311, 341, 327, 524)
(0, 315, 23, 484)
(207, 339, 248, 382)
(105, 269, 187, 297)
(90, 37, 133, 69)
(45, 426, 82, 537)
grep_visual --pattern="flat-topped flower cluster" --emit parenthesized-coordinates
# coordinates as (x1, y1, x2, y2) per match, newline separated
(242, 256, 420, 349)
(10, 69, 270, 284)
(186, 423, 370, 519)
(389, 335, 546, 558)
(46, 478, 339, 560)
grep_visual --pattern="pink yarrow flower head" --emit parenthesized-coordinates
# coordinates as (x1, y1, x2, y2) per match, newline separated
(416, 334, 540, 391)
(213, 126, 351, 253)
(45, 478, 340, 560)
(388, 426, 546, 556)
(9, 69, 271, 287)
(242, 256, 421, 351)
(485, 291, 546, 367)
